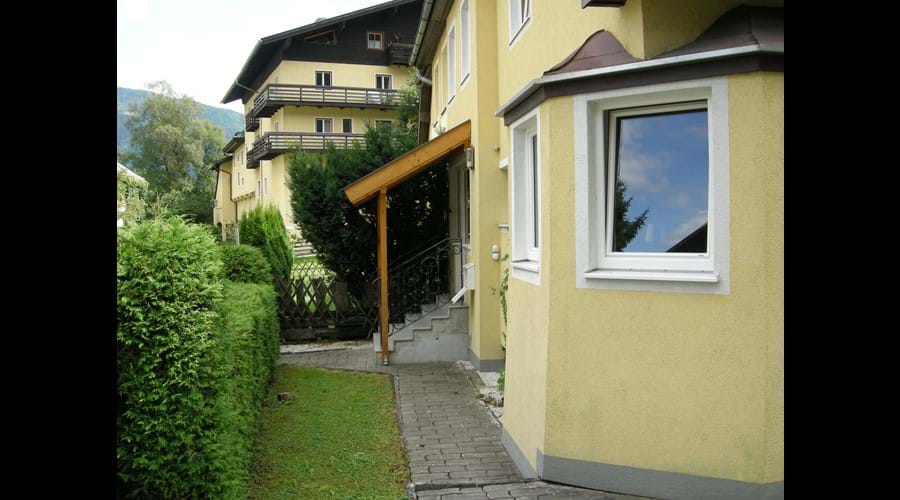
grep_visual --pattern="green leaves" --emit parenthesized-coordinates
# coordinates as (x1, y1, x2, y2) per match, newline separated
(220, 245, 273, 285)
(117, 218, 279, 499)
(238, 206, 293, 281)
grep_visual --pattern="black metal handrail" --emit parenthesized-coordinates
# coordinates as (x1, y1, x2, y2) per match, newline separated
(373, 238, 463, 337)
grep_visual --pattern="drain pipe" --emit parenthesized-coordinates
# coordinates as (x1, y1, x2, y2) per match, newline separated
(410, 0, 435, 70)
(415, 66, 432, 86)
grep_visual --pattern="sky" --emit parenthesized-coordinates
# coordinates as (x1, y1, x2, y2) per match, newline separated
(117, 0, 392, 113)
(613, 110, 710, 253)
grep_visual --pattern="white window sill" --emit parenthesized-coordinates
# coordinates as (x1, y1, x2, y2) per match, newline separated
(511, 259, 540, 285)
(584, 269, 719, 283)
(511, 260, 540, 273)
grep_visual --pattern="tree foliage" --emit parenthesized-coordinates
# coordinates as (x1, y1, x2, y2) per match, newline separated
(120, 81, 224, 224)
(238, 205, 294, 281)
(613, 180, 649, 252)
(287, 78, 448, 288)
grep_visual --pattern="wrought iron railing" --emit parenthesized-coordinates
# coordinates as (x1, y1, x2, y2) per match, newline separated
(374, 238, 463, 338)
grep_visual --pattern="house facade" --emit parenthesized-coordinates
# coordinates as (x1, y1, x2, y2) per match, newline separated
(346, 0, 783, 498)
(215, 0, 424, 244)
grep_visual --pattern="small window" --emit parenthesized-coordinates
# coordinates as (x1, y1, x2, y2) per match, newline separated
(447, 25, 456, 102)
(305, 30, 336, 45)
(315, 71, 333, 87)
(508, 0, 532, 43)
(264, 177, 268, 195)
(375, 120, 392, 130)
(460, 0, 471, 83)
(273, 120, 279, 132)
(342, 118, 353, 134)
(257, 179, 261, 197)
(315, 118, 333, 133)
(367, 32, 383, 50)
(510, 108, 540, 283)
(375, 74, 392, 90)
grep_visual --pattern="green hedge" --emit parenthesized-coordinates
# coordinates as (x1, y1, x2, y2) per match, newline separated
(209, 281, 280, 498)
(220, 244, 273, 285)
(239, 205, 293, 281)
(117, 218, 280, 499)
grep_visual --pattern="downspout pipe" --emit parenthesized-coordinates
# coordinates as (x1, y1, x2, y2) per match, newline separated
(409, 0, 435, 70)
(415, 67, 432, 86)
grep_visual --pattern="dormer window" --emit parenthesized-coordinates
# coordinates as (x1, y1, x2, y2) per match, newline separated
(305, 30, 336, 45)
(367, 32, 383, 50)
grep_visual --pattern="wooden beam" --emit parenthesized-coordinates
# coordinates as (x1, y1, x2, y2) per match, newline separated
(344, 120, 471, 206)
(378, 189, 389, 365)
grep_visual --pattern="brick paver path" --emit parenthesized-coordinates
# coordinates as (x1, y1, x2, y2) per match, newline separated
(279, 346, 645, 499)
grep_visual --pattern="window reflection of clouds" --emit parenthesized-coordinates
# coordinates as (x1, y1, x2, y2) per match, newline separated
(615, 110, 709, 253)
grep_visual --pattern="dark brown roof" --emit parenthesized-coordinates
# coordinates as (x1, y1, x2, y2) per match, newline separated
(653, 5, 783, 59)
(544, 6, 782, 77)
(211, 155, 233, 170)
(544, 30, 639, 76)
(223, 133, 245, 154)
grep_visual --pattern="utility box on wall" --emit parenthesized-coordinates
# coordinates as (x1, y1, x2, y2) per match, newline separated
(464, 263, 475, 291)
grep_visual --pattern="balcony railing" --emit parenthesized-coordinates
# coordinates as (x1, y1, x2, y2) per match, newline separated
(388, 42, 413, 65)
(247, 132, 366, 168)
(245, 113, 260, 132)
(251, 84, 401, 118)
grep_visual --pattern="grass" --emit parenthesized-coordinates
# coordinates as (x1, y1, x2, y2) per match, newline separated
(247, 366, 409, 500)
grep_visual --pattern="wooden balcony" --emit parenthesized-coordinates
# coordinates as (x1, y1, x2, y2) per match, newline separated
(246, 113, 260, 132)
(251, 84, 401, 118)
(388, 42, 413, 65)
(247, 132, 366, 168)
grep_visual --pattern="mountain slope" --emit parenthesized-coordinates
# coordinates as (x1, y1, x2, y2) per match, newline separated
(117, 86, 243, 155)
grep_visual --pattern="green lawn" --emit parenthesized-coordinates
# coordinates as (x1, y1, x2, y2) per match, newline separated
(247, 366, 409, 500)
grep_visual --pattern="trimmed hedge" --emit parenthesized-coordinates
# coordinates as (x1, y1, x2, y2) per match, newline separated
(239, 205, 293, 280)
(117, 218, 224, 498)
(208, 281, 280, 498)
(220, 244, 272, 285)
(117, 218, 280, 499)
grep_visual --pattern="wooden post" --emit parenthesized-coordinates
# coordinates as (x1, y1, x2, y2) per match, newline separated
(378, 189, 390, 365)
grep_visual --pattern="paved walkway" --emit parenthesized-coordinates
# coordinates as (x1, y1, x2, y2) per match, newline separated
(279, 346, 644, 499)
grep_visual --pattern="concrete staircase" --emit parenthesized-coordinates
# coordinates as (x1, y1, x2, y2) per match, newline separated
(293, 239, 315, 258)
(374, 295, 469, 363)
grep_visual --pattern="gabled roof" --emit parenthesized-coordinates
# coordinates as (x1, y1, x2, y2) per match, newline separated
(211, 155, 233, 171)
(222, 0, 420, 104)
(117, 162, 147, 183)
(223, 132, 245, 154)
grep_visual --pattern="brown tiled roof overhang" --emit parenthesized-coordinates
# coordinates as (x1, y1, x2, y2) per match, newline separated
(211, 155, 233, 170)
(497, 6, 783, 124)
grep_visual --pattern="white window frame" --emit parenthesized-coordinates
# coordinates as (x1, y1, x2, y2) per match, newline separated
(315, 117, 333, 133)
(342, 117, 353, 134)
(375, 74, 392, 90)
(367, 32, 384, 50)
(508, 0, 532, 46)
(446, 24, 456, 104)
(315, 71, 333, 87)
(573, 77, 730, 294)
(509, 106, 541, 285)
(460, 0, 471, 86)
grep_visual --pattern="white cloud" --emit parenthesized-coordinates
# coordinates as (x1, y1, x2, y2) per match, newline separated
(671, 192, 692, 208)
(665, 210, 708, 246)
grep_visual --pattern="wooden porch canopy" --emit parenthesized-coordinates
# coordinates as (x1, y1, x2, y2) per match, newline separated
(343, 120, 471, 364)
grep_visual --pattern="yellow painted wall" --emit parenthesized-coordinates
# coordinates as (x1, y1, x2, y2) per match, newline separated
(278, 106, 398, 134)
(427, 0, 507, 364)
(501, 72, 783, 483)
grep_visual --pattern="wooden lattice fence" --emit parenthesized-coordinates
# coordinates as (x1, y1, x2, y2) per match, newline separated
(275, 259, 377, 341)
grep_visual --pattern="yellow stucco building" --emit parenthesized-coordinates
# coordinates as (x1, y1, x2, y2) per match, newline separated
(345, 0, 784, 498)
(214, 0, 424, 244)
